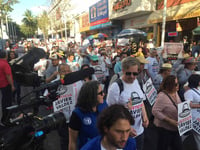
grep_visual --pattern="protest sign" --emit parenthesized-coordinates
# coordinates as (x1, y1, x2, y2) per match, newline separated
(192, 107, 200, 135)
(53, 84, 76, 122)
(93, 65, 105, 83)
(163, 42, 183, 60)
(178, 101, 192, 136)
(129, 93, 143, 119)
(143, 78, 157, 106)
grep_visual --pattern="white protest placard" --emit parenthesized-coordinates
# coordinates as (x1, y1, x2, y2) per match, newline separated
(192, 109, 200, 135)
(93, 65, 105, 83)
(129, 92, 143, 119)
(142, 78, 157, 106)
(163, 42, 183, 60)
(178, 101, 193, 136)
(53, 84, 75, 122)
(117, 38, 129, 46)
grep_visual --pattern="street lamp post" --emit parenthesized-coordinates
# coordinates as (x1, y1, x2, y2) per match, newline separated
(64, 15, 67, 42)
(161, 0, 167, 47)
(0, 11, 4, 50)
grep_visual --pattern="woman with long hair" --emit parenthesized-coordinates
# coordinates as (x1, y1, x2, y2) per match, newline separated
(68, 80, 107, 150)
(152, 75, 183, 150)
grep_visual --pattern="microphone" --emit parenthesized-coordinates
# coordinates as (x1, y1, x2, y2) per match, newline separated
(63, 67, 95, 85)
(6, 67, 95, 113)
(32, 67, 94, 92)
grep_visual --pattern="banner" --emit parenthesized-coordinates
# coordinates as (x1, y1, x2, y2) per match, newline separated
(163, 42, 183, 60)
(142, 78, 157, 106)
(178, 101, 192, 136)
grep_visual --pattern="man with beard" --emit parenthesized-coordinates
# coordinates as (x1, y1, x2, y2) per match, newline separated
(81, 104, 136, 150)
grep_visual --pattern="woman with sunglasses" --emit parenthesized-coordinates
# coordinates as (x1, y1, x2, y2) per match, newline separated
(68, 80, 107, 150)
(152, 75, 183, 150)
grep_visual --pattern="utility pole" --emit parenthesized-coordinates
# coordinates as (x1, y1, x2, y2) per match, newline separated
(6, 14, 9, 38)
(161, 0, 167, 47)
(13, 23, 16, 42)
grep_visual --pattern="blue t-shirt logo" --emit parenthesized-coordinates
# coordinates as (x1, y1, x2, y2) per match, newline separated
(83, 117, 92, 125)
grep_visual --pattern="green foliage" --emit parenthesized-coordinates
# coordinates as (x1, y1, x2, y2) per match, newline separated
(37, 11, 50, 39)
(21, 9, 37, 38)
(0, 0, 18, 19)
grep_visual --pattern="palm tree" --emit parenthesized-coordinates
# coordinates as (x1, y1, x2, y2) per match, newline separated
(21, 9, 37, 37)
(22, 10, 35, 26)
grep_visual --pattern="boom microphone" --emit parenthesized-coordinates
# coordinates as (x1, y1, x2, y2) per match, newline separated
(63, 67, 95, 85)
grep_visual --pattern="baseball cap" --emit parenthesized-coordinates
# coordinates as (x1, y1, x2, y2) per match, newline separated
(90, 55, 99, 61)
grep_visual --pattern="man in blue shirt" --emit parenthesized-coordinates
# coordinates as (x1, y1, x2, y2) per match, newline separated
(81, 104, 137, 150)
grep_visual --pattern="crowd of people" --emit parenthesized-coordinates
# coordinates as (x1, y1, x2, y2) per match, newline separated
(0, 37, 200, 150)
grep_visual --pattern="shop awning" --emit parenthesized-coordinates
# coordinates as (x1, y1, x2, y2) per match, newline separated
(148, 0, 200, 24)
(192, 26, 200, 35)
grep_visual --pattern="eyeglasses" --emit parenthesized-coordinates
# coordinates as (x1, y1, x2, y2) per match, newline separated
(175, 83, 179, 86)
(125, 72, 139, 76)
(97, 91, 104, 96)
(93, 60, 98, 63)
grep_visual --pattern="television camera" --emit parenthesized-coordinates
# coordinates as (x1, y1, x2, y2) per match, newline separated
(0, 79, 66, 150)
(0, 54, 95, 150)
(9, 47, 46, 87)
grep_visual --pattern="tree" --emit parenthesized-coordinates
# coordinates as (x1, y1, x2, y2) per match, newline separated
(0, 0, 18, 40)
(21, 9, 37, 38)
(37, 11, 49, 39)
(0, 0, 19, 20)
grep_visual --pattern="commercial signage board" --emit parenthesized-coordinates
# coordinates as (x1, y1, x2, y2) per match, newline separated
(89, 0, 109, 26)
(79, 13, 90, 32)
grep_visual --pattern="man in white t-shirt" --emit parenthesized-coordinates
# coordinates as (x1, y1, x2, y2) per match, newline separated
(106, 56, 149, 150)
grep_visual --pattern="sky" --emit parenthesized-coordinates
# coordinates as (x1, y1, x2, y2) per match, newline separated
(9, 0, 99, 25)
(10, 0, 50, 24)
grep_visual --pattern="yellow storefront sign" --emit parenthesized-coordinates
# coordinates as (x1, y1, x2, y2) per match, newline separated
(79, 13, 90, 32)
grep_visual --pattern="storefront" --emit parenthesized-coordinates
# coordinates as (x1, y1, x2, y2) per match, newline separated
(147, 0, 200, 45)
(79, 12, 90, 44)
(109, 0, 156, 40)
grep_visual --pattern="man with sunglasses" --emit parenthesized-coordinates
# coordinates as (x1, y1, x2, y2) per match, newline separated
(106, 56, 149, 150)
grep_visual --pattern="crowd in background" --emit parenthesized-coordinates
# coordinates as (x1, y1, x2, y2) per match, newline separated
(0, 36, 200, 150)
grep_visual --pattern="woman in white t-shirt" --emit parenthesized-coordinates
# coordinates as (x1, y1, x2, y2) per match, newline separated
(184, 74, 200, 150)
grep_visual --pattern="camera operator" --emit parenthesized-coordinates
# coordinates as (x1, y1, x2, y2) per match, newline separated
(45, 53, 60, 83)
(0, 50, 15, 126)
(53, 63, 83, 150)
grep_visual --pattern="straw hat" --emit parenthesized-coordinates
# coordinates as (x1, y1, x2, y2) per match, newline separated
(183, 53, 190, 58)
(136, 56, 149, 64)
(161, 63, 172, 69)
(183, 57, 198, 64)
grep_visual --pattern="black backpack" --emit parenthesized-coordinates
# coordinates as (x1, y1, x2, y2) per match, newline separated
(115, 78, 124, 94)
